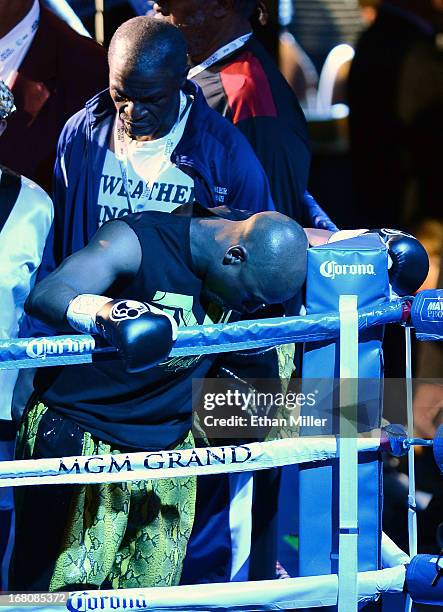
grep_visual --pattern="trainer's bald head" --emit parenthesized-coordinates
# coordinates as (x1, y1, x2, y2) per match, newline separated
(108, 16, 188, 78)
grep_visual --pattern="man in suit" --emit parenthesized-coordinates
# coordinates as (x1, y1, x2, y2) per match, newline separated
(0, 0, 108, 193)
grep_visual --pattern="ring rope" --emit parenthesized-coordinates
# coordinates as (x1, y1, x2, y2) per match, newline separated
(0, 436, 381, 488)
(0, 299, 409, 371)
(2, 295, 432, 610)
(64, 565, 407, 611)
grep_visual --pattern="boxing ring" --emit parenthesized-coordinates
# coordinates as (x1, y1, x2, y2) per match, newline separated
(1, 235, 443, 611)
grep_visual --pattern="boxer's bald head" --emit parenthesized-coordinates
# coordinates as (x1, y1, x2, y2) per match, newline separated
(242, 211, 307, 303)
(193, 212, 307, 314)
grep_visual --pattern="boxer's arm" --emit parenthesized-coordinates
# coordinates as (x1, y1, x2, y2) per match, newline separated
(25, 220, 177, 373)
(25, 220, 141, 332)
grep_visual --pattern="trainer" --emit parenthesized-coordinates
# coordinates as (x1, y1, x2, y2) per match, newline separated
(11, 207, 307, 592)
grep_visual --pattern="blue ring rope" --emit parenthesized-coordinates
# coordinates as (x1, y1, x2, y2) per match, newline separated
(0, 298, 409, 370)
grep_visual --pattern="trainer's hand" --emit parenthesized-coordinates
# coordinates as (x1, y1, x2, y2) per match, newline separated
(95, 300, 177, 373)
(370, 229, 429, 295)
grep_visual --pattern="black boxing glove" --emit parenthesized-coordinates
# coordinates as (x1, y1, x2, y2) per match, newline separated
(369, 229, 429, 296)
(328, 228, 429, 295)
(66, 294, 177, 373)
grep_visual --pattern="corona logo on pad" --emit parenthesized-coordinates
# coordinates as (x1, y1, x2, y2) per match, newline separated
(319, 260, 376, 280)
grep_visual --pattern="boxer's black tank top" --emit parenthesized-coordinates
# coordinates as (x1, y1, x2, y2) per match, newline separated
(35, 211, 223, 451)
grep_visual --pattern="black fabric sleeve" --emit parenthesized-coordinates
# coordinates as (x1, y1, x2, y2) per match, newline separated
(237, 115, 311, 223)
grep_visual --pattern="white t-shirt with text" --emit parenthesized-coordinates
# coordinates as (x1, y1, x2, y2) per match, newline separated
(98, 92, 194, 225)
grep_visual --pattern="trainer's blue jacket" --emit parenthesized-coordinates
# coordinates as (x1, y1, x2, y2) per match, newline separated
(35, 80, 275, 284)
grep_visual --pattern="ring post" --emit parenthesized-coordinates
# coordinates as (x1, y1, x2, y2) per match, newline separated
(299, 233, 387, 598)
(338, 295, 359, 612)
(405, 325, 416, 612)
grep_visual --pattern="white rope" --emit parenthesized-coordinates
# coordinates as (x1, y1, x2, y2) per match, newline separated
(0, 436, 381, 488)
(63, 566, 407, 611)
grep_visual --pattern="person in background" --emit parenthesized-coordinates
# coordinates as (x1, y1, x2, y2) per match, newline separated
(153, 0, 314, 224)
(0, 0, 108, 194)
(349, 0, 443, 553)
(0, 80, 53, 589)
(12, 206, 308, 591)
(349, 0, 443, 230)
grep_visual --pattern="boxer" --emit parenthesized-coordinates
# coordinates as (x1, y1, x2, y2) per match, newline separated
(13, 207, 307, 591)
